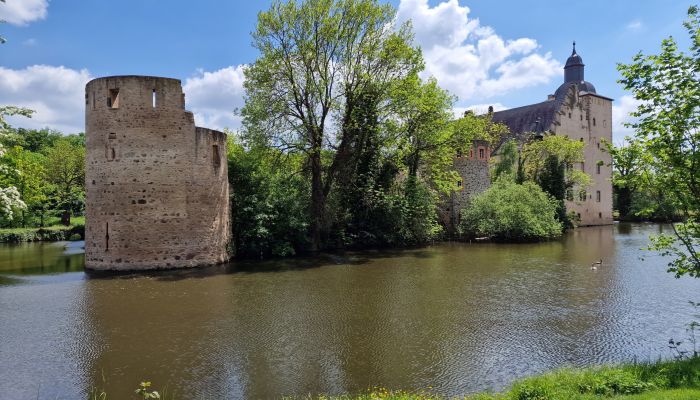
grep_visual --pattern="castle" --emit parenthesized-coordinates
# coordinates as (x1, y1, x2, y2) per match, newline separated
(84, 76, 230, 270)
(445, 44, 614, 227)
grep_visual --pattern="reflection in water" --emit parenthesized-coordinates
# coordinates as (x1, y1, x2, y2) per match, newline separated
(1, 224, 700, 399)
(0, 241, 84, 276)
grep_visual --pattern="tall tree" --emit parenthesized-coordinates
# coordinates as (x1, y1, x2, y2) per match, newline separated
(43, 138, 85, 225)
(618, 5, 700, 276)
(242, 0, 420, 251)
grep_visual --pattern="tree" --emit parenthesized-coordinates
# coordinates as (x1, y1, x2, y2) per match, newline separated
(519, 134, 590, 227)
(618, 6, 700, 276)
(242, 0, 420, 251)
(460, 179, 563, 242)
(0, 146, 47, 226)
(493, 139, 519, 181)
(43, 138, 85, 225)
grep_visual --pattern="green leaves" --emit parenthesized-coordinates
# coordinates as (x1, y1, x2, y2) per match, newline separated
(617, 5, 700, 275)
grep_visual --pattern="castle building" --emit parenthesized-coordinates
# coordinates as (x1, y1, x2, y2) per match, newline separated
(491, 44, 614, 226)
(441, 139, 491, 229)
(84, 76, 230, 270)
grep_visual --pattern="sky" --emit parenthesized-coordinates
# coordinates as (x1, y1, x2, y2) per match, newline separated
(0, 0, 694, 142)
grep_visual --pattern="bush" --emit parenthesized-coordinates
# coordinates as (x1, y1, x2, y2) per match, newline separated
(460, 179, 562, 242)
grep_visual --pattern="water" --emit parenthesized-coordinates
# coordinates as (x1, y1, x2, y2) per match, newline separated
(0, 223, 698, 399)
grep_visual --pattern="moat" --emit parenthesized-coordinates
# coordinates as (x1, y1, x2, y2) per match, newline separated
(1, 223, 699, 399)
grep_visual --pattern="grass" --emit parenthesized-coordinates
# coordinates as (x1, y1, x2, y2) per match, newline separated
(302, 358, 700, 400)
(0, 215, 85, 242)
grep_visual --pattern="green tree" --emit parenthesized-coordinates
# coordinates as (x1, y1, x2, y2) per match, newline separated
(43, 138, 85, 226)
(242, 0, 420, 251)
(460, 179, 563, 242)
(0, 146, 47, 227)
(493, 139, 519, 181)
(618, 5, 700, 276)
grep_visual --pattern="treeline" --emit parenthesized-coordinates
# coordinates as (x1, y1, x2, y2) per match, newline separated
(227, 0, 595, 257)
(0, 108, 85, 229)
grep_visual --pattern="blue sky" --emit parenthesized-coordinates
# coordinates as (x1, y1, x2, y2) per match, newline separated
(0, 0, 693, 141)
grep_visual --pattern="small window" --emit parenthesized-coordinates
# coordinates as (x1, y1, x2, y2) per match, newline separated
(581, 162, 585, 172)
(212, 145, 221, 169)
(593, 118, 596, 126)
(566, 189, 574, 201)
(478, 148, 485, 159)
(105, 222, 110, 252)
(579, 138, 584, 142)
(580, 115, 583, 121)
(108, 89, 120, 108)
(597, 141, 600, 149)
(599, 212, 602, 219)
(577, 213, 581, 220)
(597, 163, 601, 174)
(579, 190, 587, 202)
(456, 149, 463, 158)
(109, 147, 116, 160)
(568, 113, 572, 118)
(469, 150, 474, 159)
(603, 120, 607, 127)
(457, 180, 463, 188)
(596, 191, 601, 202)
(152, 89, 157, 108)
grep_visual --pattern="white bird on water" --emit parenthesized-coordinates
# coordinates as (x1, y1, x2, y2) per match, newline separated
(591, 259, 602, 270)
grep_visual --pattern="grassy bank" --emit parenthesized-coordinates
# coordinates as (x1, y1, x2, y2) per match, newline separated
(0, 216, 85, 243)
(305, 358, 700, 400)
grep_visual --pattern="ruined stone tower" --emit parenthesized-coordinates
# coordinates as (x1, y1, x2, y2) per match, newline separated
(84, 76, 230, 270)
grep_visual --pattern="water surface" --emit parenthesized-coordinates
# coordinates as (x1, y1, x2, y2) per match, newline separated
(1, 224, 698, 399)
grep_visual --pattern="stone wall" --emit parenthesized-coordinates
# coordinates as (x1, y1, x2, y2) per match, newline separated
(440, 140, 491, 230)
(552, 86, 614, 226)
(85, 76, 230, 270)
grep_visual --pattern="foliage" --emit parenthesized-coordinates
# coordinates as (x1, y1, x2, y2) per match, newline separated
(460, 179, 562, 242)
(135, 381, 160, 399)
(0, 146, 47, 226)
(493, 139, 519, 181)
(0, 222, 84, 243)
(228, 136, 309, 258)
(243, 0, 422, 251)
(43, 137, 85, 226)
(617, 5, 700, 276)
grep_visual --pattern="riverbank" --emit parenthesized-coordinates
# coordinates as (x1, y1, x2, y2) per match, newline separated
(311, 358, 700, 399)
(0, 216, 84, 243)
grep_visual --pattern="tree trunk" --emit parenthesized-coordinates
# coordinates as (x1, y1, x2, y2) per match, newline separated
(61, 210, 71, 226)
(310, 147, 325, 253)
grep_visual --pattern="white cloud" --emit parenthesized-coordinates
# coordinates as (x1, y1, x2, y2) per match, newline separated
(612, 94, 641, 143)
(397, 0, 561, 102)
(626, 20, 643, 31)
(453, 103, 507, 118)
(0, 65, 93, 134)
(0, 0, 48, 26)
(183, 66, 246, 131)
(22, 38, 37, 46)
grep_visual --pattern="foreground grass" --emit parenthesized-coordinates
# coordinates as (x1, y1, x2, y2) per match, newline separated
(306, 358, 700, 400)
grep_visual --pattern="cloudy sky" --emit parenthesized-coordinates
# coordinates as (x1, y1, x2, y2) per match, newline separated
(0, 0, 692, 142)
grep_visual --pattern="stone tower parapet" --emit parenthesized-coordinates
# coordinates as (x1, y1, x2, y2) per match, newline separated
(85, 76, 229, 270)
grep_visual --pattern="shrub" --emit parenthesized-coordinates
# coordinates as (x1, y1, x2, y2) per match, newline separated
(460, 179, 562, 242)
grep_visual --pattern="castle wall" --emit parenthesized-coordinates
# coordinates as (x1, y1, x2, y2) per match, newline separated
(85, 76, 229, 270)
(440, 141, 491, 229)
(553, 87, 614, 226)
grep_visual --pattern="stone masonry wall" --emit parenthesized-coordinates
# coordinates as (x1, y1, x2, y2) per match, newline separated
(440, 140, 491, 229)
(85, 76, 229, 270)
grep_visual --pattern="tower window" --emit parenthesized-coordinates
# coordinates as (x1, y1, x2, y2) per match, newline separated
(597, 163, 601, 174)
(579, 190, 587, 202)
(580, 115, 583, 121)
(593, 118, 596, 126)
(212, 145, 221, 169)
(152, 89, 157, 108)
(478, 148, 485, 159)
(599, 212, 602, 219)
(581, 162, 585, 172)
(457, 180, 463, 189)
(596, 190, 601, 202)
(105, 222, 110, 252)
(568, 113, 571, 118)
(108, 89, 120, 108)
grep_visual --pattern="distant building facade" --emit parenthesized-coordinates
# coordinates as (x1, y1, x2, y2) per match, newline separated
(491, 44, 614, 226)
(84, 76, 230, 270)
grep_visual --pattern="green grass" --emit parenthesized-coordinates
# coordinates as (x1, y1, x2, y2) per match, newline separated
(0, 216, 85, 242)
(303, 358, 700, 400)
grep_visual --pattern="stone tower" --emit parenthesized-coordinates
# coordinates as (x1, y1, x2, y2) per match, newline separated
(440, 140, 491, 230)
(84, 76, 230, 270)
